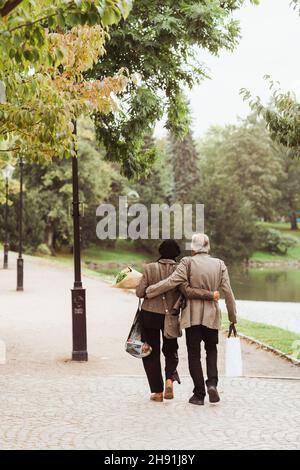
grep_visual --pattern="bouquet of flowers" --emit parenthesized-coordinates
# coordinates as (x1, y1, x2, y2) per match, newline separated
(113, 266, 143, 289)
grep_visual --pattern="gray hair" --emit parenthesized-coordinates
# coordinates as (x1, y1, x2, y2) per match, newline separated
(191, 233, 210, 253)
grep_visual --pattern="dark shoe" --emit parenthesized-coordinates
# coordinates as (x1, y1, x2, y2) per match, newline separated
(188, 394, 204, 406)
(207, 386, 220, 403)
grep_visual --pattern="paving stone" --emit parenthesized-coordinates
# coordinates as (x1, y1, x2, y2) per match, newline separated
(0, 375, 299, 450)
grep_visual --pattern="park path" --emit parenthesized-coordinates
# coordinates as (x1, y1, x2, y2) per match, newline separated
(0, 251, 299, 450)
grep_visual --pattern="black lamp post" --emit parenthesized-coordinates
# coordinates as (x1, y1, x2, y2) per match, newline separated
(71, 121, 88, 361)
(16, 157, 24, 291)
(2, 164, 15, 269)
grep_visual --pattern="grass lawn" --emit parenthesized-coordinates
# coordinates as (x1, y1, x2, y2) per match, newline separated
(82, 242, 152, 273)
(251, 222, 300, 262)
(222, 316, 300, 358)
(0, 240, 151, 280)
(40, 240, 152, 281)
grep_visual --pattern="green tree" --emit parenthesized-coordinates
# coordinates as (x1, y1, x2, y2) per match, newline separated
(0, 0, 133, 164)
(242, 80, 300, 229)
(198, 121, 281, 220)
(0, 118, 118, 253)
(196, 152, 257, 263)
(91, 0, 259, 178)
(274, 146, 300, 230)
(130, 135, 174, 254)
(169, 130, 199, 203)
(241, 0, 300, 228)
(221, 122, 281, 220)
(242, 79, 300, 159)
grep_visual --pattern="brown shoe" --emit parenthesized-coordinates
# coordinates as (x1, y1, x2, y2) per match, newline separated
(207, 386, 220, 403)
(150, 393, 163, 402)
(164, 379, 174, 400)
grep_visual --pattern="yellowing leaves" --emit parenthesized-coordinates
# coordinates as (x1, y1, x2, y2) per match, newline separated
(48, 25, 107, 73)
(1, 25, 130, 164)
(0, 0, 133, 164)
(0, 80, 6, 103)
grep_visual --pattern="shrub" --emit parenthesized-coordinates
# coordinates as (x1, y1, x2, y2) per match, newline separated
(258, 228, 296, 255)
(35, 243, 52, 257)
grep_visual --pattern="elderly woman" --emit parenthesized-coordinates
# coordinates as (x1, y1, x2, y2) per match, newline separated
(136, 239, 219, 403)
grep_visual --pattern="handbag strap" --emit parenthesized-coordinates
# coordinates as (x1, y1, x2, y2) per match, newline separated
(127, 298, 143, 340)
(156, 262, 170, 314)
(187, 256, 192, 284)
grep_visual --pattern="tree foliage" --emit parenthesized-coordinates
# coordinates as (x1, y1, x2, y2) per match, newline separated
(194, 128, 258, 262)
(91, 0, 259, 177)
(274, 145, 300, 230)
(169, 129, 199, 204)
(197, 119, 281, 220)
(242, 78, 300, 159)
(197, 171, 257, 263)
(131, 112, 262, 262)
(0, 0, 133, 164)
(241, 0, 299, 161)
(0, 117, 119, 253)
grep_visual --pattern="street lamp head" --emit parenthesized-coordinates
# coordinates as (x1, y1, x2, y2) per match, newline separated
(2, 164, 15, 180)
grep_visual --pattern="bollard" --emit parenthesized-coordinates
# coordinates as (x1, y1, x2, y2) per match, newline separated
(0, 340, 6, 365)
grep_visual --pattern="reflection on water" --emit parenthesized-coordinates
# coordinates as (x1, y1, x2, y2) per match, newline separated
(229, 265, 300, 303)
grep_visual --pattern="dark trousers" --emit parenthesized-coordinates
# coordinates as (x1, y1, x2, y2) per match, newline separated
(142, 327, 179, 393)
(185, 325, 218, 399)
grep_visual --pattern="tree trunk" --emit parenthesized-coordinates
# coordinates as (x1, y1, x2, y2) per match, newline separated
(45, 224, 56, 256)
(290, 212, 299, 231)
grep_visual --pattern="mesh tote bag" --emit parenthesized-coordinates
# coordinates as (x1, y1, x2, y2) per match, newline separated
(125, 300, 152, 359)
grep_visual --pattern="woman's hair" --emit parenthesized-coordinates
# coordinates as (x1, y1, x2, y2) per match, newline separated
(158, 239, 181, 260)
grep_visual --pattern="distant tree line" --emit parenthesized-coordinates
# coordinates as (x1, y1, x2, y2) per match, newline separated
(1, 108, 298, 264)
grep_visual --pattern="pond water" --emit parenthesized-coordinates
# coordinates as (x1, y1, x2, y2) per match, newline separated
(229, 266, 300, 303)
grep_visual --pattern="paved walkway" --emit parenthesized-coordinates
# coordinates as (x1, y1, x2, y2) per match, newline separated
(0, 252, 299, 450)
(1, 375, 299, 450)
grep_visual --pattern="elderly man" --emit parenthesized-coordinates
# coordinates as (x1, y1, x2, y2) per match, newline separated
(146, 233, 237, 406)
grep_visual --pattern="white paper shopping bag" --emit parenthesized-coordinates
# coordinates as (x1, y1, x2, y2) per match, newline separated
(225, 337, 243, 377)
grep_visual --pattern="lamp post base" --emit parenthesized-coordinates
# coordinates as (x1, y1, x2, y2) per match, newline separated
(71, 287, 88, 362)
(3, 243, 9, 269)
(17, 257, 24, 291)
(72, 351, 88, 361)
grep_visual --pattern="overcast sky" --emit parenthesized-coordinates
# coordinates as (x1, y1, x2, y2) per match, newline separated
(155, 0, 300, 139)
